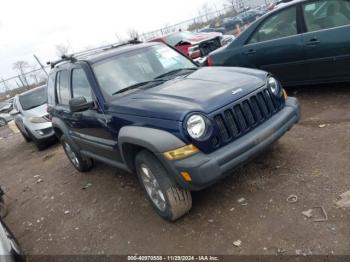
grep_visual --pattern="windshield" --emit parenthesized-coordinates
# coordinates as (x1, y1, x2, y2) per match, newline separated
(93, 44, 197, 98)
(19, 87, 47, 110)
(165, 32, 197, 46)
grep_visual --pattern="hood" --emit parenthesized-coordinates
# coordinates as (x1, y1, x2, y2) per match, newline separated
(23, 103, 48, 117)
(178, 32, 222, 45)
(108, 67, 267, 121)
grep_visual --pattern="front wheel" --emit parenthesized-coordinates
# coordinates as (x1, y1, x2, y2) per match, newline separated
(135, 150, 192, 221)
(61, 135, 93, 172)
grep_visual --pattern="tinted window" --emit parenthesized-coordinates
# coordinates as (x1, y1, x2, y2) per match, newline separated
(71, 69, 92, 102)
(47, 73, 56, 105)
(19, 87, 47, 111)
(56, 70, 71, 105)
(303, 0, 350, 32)
(249, 7, 297, 44)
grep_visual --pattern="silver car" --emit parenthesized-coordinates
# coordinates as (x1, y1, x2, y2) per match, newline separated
(12, 85, 55, 150)
(0, 103, 13, 127)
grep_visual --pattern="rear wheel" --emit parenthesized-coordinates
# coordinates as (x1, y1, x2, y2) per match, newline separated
(0, 118, 7, 127)
(135, 150, 192, 221)
(61, 135, 93, 172)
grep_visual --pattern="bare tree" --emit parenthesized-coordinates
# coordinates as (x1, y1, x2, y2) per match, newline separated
(55, 43, 71, 57)
(128, 28, 139, 40)
(202, 3, 213, 21)
(226, 0, 239, 12)
(12, 61, 30, 88)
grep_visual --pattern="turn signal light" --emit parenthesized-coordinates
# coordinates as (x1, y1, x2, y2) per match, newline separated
(207, 56, 213, 66)
(180, 172, 192, 182)
(163, 144, 199, 160)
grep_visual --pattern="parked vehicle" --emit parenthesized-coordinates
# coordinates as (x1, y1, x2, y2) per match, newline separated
(12, 85, 55, 150)
(222, 16, 244, 32)
(0, 103, 13, 127)
(208, 0, 350, 86)
(47, 41, 299, 221)
(0, 187, 23, 261)
(237, 10, 260, 24)
(149, 31, 223, 62)
(199, 27, 226, 35)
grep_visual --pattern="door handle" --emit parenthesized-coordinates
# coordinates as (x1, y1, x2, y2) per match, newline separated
(306, 38, 320, 46)
(246, 49, 256, 55)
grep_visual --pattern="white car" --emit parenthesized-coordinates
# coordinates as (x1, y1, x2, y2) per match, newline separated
(12, 85, 56, 150)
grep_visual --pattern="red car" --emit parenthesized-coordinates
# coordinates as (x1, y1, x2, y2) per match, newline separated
(150, 31, 226, 62)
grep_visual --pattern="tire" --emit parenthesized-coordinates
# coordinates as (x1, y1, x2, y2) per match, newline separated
(0, 201, 7, 219)
(14, 122, 31, 142)
(0, 118, 7, 127)
(20, 130, 31, 142)
(135, 150, 192, 221)
(61, 135, 93, 172)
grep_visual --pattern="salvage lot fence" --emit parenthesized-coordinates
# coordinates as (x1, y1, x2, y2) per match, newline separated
(0, 0, 269, 101)
(0, 67, 49, 101)
(139, 0, 270, 41)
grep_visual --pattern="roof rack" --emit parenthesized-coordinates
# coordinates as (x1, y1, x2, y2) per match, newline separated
(47, 39, 142, 69)
(46, 55, 77, 69)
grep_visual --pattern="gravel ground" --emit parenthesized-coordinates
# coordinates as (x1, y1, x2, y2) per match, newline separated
(0, 85, 349, 255)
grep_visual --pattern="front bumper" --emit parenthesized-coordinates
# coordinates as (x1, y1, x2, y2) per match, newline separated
(31, 126, 55, 142)
(160, 97, 300, 191)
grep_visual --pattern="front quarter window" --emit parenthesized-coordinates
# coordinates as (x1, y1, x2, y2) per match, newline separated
(249, 7, 297, 44)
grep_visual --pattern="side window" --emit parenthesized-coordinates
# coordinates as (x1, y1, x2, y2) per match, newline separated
(71, 69, 93, 102)
(249, 7, 297, 44)
(56, 70, 71, 105)
(47, 73, 56, 106)
(303, 0, 350, 32)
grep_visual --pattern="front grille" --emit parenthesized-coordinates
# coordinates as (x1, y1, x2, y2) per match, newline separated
(41, 127, 53, 135)
(213, 87, 283, 145)
(199, 37, 221, 56)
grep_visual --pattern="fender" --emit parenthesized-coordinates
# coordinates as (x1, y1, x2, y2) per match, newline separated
(51, 117, 80, 151)
(118, 126, 186, 155)
(118, 126, 187, 178)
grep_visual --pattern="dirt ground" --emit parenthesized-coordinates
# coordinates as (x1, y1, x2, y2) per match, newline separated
(0, 85, 349, 256)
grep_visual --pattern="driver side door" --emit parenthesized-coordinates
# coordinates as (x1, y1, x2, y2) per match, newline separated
(68, 67, 122, 163)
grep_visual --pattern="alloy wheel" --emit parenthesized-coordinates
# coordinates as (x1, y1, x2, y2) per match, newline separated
(139, 164, 167, 212)
(64, 142, 80, 167)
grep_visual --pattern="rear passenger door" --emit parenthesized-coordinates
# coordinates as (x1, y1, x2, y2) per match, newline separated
(301, 0, 350, 82)
(68, 67, 122, 163)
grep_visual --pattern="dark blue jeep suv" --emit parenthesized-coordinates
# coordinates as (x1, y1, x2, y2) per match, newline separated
(47, 41, 300, 221)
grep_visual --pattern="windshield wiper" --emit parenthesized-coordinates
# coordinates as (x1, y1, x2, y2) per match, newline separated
(112, 79, 166, 95)
(155, 68, 198, 79)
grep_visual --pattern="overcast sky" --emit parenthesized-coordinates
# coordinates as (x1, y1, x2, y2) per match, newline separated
(0, 0, 227, 81)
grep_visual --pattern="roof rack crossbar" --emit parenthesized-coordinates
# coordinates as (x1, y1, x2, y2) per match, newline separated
(46, 39, 142, 69)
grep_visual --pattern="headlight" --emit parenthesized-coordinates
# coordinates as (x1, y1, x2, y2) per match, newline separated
(267, 77, 280, 96)
(186, 114, 206, 139)
(29, 116, 47, 123)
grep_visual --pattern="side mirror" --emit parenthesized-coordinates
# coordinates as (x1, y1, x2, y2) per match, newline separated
(9, 109, 19, 116)
(69, 97, 94, 113)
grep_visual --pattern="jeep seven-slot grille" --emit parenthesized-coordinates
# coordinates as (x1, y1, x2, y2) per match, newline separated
(213, 88, 283, 145)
